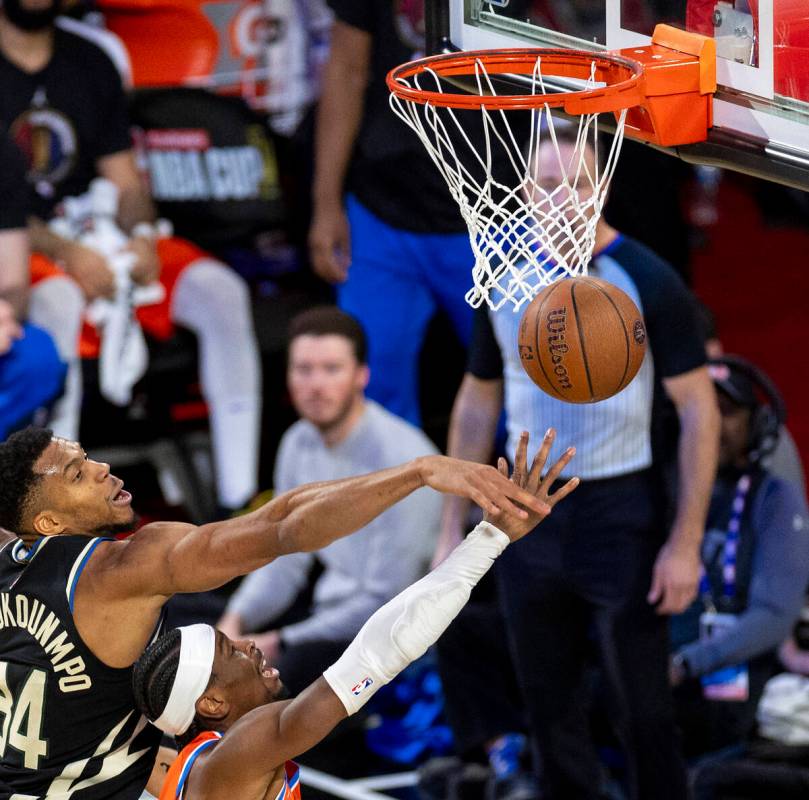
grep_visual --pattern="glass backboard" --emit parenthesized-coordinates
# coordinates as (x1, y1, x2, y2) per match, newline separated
(425, 0, 809, 190)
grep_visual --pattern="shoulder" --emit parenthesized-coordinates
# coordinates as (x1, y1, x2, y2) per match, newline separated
(365, 402, 438, 459)
(86, 522, 194, 573)
(278, 420, 318, 454)
(600, 236, 688, 298)
(53, 26, 125, 85)
(757, 474, 809, 514)
(55, 17, 131, 86)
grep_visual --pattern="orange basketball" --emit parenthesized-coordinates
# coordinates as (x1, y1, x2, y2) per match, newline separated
(517, 276, 647, 403)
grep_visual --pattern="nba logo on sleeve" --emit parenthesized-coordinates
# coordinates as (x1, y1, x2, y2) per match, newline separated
(351, 677, 374, 695)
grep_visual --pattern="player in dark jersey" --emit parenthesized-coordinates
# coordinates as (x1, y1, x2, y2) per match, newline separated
(133, 432, 578, 800)
(0, 427, 549, 799)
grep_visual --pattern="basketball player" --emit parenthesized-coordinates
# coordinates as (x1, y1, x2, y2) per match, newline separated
(133, 431, 578, 800)
(435, 127, 720, 799)
(0, 427, 548, 798)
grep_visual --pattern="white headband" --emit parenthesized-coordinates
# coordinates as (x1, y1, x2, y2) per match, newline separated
(152, 624, 216, 736)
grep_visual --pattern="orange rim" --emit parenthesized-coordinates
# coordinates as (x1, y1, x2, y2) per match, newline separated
(387, 48, 645, 114)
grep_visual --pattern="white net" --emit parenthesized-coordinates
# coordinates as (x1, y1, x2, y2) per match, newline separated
(389, 55, 629, 311)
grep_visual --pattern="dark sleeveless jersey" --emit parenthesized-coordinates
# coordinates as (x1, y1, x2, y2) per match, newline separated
(0, 534, 163, 799)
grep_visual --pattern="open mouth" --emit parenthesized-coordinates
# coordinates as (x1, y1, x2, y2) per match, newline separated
(110, 481, 132, 507)
(254, 648, 279, 680)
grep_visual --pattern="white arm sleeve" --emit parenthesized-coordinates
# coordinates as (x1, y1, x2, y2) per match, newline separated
(322, 521, 510, 715)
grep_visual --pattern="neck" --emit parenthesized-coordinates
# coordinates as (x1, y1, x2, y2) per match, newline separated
(0, 15, 54, 72)
(594, 220, 619, 254)
(318, 396, 366, 448)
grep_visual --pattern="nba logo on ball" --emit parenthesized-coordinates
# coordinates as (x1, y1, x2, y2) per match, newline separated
(518, 276, 647, 404)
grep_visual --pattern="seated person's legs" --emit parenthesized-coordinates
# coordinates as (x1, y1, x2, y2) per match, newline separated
(167, 247, 262, 513)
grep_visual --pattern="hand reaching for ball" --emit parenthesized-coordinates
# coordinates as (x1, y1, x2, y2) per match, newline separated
(485, 429, 579, 540)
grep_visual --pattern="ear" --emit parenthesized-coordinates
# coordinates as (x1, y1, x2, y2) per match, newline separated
(357, 364, 370, 392)
(196, 688, 229, 723)
(32, 510, 66, 537)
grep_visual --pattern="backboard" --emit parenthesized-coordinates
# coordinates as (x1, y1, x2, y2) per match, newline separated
(424, 0, 809, 190)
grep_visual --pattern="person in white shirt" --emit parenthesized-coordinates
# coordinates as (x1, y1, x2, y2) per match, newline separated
(218, 306, 442, 694)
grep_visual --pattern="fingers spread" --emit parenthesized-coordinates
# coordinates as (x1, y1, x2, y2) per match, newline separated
(540, 447, 576, 494)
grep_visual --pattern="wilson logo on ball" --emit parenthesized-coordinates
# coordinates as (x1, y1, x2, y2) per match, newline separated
(545, 308, 573, 390)
(633, 320, 646, 345)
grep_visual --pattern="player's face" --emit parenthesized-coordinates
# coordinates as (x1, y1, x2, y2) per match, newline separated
(287, 335, 368, 430)
(213, 630, 285, 719)
(717, 393, 752, 469)
(30, 438, 135, 536)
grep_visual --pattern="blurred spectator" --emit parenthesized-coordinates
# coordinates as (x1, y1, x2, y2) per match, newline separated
(435, 129, 719, 799)
(0, 129, 65, 441)
(0, 3, 262, 514)
(696, 301, 805, 496)
(670, 357, 809, 759)
(218, 307, 441, 695)
(308, 0, 474, 425)
(261, 0, 333, 136)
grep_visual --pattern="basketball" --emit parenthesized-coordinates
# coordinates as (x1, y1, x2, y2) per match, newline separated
(517, 276, 647, 403)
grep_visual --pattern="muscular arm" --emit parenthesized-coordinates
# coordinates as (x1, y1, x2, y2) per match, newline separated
(434, 374, 503, 565)
(77, 454, 548, 665)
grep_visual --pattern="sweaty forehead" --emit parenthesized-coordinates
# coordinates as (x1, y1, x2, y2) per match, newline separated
(34, 438, 84, 477)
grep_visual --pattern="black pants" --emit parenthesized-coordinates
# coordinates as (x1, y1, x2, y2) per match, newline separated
(495, 469, 687, 800)
(436, 573, 525, 756)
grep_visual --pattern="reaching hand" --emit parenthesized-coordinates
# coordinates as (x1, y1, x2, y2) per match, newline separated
(63, 242, 116, 300)
(309, 204, 351, 283)
(485, 429, 579, 540)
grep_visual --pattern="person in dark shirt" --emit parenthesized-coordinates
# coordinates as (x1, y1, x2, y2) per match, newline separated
(308, 0, 475, 425)
(435, 127, 720, 799)
(670, 356, 809, 758)
(0, 0, 262, 514)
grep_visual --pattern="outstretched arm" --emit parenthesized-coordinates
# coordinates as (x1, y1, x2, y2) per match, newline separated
(194, 433, 578, 797)
(83, 452, 551, 601)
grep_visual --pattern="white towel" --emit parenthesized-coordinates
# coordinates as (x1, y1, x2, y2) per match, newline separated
(52, 178, 165, 406)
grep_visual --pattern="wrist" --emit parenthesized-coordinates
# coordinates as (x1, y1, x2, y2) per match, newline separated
(413, 455, 436, 488)
(666, 528, 702, 555)
(131, 222, 157, 242)
(312, 193, 344, 214)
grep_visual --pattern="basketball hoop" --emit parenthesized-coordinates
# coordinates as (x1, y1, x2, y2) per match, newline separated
(387, 25, 715, 310)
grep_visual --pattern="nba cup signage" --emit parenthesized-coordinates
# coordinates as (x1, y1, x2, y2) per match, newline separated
(137, 128, 268, 202)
